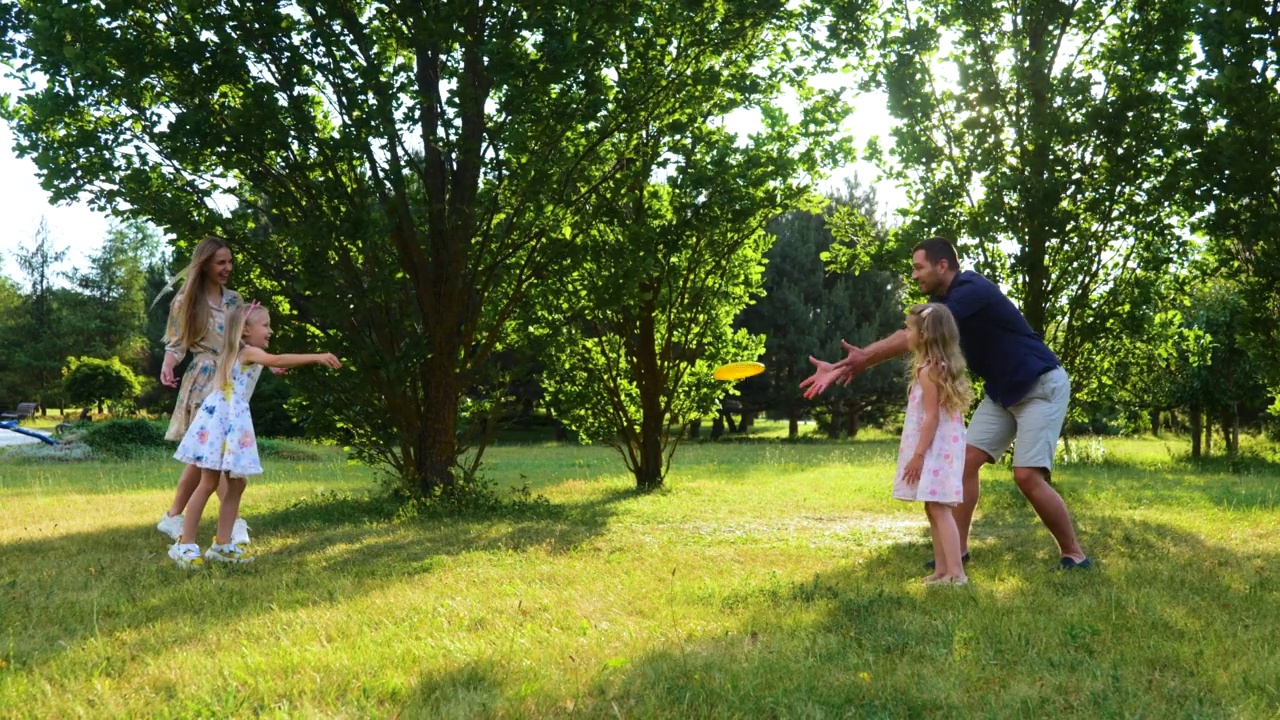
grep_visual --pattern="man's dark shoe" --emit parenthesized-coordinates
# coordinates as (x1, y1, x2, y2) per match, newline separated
(1056, 556, 1093, 571)
(924, 552, 970, 570)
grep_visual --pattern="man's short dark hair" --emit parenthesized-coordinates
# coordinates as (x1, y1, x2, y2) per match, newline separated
(913, 236, 960, 271)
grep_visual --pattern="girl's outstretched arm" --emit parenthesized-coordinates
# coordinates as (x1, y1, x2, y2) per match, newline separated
(241, 346, 342, 370)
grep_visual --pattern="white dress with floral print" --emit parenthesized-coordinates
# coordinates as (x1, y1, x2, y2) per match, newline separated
(173, 354, 263, 479)
(892, 376, 966, 506)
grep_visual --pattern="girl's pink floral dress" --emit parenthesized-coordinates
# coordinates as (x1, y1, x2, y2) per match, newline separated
(174, 353, 263, 478)
(892, 372, 966, 506)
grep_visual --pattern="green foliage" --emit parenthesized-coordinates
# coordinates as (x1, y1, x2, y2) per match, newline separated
(61, 221, 162, 368)
(737, 180, 907, 439)
(1182, 0, 1280, 396)
(835, 0, 1198, 409)
(78, 418, 168, 458)
(1, 0, 856, 497)
(525, 3, 852, 489)
(248, 369, 304, 439)
(61, 356, 142, 414)
(1, 220, 72, 408)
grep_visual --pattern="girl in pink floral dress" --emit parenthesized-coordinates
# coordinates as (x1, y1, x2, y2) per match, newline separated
(169, 302, 341, 568)
(893, 303, 972, 585)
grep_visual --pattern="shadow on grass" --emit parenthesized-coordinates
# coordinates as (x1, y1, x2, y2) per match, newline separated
(396, 503, 1279, 719)
(0, 485, 638, 677)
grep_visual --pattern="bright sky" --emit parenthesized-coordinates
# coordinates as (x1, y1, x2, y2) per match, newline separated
(0, 75, 903, 286)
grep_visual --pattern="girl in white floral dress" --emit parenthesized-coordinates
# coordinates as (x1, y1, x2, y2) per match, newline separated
(892, 303, 972, 585)
(168, 302, 341, 568)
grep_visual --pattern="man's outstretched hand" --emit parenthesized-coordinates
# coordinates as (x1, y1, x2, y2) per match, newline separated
(800, 357, 843, 399)
(837, 340, 870, 386)
(800, 341, 870, 398)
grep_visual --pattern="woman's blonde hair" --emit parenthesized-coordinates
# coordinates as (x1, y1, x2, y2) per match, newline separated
(907, 303, 972, 414)
(162, 236, 232, 350)
(214, 303, 267, 392)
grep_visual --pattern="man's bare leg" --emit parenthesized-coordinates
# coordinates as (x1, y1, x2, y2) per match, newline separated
(954, 444, 990, 554)
(1012, 466, 1085, 562)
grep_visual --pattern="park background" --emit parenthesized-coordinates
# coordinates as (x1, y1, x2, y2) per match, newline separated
(1, 1, 1278, 717)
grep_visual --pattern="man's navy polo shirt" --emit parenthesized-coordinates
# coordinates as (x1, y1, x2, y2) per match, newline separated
(930, 271, 1061, 408)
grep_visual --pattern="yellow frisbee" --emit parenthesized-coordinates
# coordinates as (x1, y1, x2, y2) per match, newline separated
(713, 361, 765, 381)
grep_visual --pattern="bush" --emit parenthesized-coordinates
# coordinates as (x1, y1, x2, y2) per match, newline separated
(62, 356, 142, 414)
(79, 418, 169, 458)
(250, 370, 305, 438)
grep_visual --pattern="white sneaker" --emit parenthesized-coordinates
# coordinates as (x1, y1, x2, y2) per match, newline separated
(157, 513, 184, 541)
(231, 517, 251, 545)
(205, 542, 254, 564)
(168, 542, 204, 569)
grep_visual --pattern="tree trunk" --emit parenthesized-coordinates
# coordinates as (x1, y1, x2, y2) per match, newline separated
(1018, 10, 1055, 336)
(632, 285, 665, 491)
(711, 415, 725, 440)
(722, 410, 738, 433)
(1190, 405, 1201, 459)
(847, 407, 861, 439)
(1149, 409, 1160, 437)
(688, 418, 701, 440)
(788, 410, 799, 440)
(1205, 413, 1212, 456)
(1231, 404, 1239, 456)
(417, 370, 460, 494)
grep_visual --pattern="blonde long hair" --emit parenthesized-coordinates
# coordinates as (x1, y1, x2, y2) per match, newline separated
(214, 303, 266, 393)
(161, 236, 231, 349)
(907, 303, 972, 414)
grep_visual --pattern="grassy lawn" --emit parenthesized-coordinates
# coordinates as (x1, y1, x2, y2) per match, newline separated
(1, 431, 1277, 718)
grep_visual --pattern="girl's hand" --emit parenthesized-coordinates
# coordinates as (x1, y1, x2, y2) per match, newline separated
(902, 453, 924, 485)
(316, 353, 342, 369)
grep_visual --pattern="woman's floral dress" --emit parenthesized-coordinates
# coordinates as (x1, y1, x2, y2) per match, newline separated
(163, 289, 242, 441)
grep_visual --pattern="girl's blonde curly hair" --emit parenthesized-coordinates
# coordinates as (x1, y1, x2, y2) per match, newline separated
(907, 303, 972, 414)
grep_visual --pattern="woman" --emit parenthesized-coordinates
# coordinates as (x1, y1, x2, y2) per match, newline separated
(154, 236, 252, 546)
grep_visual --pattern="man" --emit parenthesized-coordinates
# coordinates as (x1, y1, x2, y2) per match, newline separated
(801, 236, 1091, 570)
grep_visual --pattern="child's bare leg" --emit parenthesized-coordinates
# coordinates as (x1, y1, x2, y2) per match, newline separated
(181, 469, 221, 544)
(928, 502, 966, 581)
(922, 505, 943, 582)
(215, 476, 247, 545)
(165, 464, 202, 517)
(216, 472, 229, 503)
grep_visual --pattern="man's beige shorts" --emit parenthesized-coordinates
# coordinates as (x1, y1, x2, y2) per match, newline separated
(967, 367, 1070, 470)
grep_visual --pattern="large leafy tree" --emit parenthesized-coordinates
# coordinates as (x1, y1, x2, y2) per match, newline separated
(1, 0, 842, 493)
(1182, 0, 1280, 399)
(538, 6, 851, 489)
(829, 0, 1198, 408)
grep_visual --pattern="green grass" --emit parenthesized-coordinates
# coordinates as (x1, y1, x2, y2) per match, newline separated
(1, 433, 1278, 718)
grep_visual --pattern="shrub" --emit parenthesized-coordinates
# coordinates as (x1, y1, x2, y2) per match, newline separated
(62, 357, 142, 415)
(80, 418, 168, 458)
